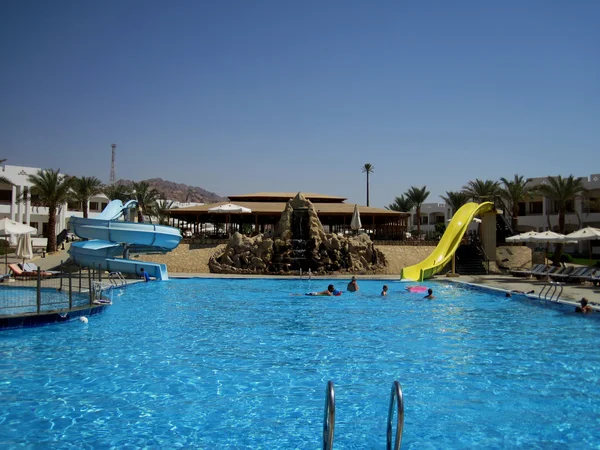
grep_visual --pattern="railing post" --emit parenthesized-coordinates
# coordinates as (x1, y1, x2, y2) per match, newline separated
(68, 269, 73, 309)
(78, 265, 82, 293)
(36, 268, 41, 314)
(98, 264, 102, 283)
(88, 269, 93, 305)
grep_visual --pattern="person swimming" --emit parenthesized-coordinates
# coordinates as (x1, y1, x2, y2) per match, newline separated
(381, 285, 388, 296)
(306, 284, 342, 296)
(423, 288, 435, 299)
(575, 298, 593, 313)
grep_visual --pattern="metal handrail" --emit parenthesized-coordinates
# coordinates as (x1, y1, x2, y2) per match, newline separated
(538, 281, 563, 302)
(386, 381, 404, 450)
(477, 245, 491, 274)
(108, 271, 127, 288)
(323, 381, 335, 450)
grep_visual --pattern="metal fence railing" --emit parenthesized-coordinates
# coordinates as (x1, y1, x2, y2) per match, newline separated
(0, 263, 114, 317)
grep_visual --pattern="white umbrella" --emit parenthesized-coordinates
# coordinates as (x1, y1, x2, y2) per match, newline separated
(350, 204, 362, 231)
(565, 227, 600, 266)
(0, 218, 37, 274)
(16, 233, 33, 263)
(208, 203, 252, 213)
(564, 227, 600, 241)
(506, 231, 539, 242)
(0, 218, 37, 237)
(529, 231, 574, 243)
(208, 203, 252, 237)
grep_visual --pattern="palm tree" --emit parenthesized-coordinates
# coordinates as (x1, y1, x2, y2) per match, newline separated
(131, 181, 161, 223)
(440, 191, 471, 215)
(405, 185, 430, 236)
(71, 176, 104, 218)
(386, 194, 414, 212)
(362, 163, 374, 206)
(0, 158, 13, 185)
(25, 169, 73, 252)
(462, 179, 500, 203)
(104, 183, 131, 202)
(155, 199, 174, 225)
(499, 174, 532, 231)
(535, 175, 587, 265)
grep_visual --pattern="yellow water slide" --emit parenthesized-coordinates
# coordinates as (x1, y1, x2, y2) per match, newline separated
(400, 202, 495, 281)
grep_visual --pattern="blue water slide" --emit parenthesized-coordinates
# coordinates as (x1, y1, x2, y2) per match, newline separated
(68, 200, 182, 280)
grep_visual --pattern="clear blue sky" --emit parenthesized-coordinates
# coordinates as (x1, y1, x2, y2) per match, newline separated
(1, 0, 598, 207)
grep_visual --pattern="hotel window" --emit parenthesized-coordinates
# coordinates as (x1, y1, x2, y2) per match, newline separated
(586, 197, 600, 213)
(518, 202, 526, 216)
(420, 216, 429, 225)
(101, 202, 108, 210)
(68, 201, 80, 211)
(554, 200, 575, 213)
(89, 202, 99, 211)
(529, 202, 543, 214)
(0, 189, 12, 204)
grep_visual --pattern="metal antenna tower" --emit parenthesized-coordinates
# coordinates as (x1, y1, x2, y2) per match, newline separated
(110, 144, 116, 184)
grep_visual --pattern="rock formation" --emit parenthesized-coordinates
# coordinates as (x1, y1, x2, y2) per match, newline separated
(209, 193, 387, 274)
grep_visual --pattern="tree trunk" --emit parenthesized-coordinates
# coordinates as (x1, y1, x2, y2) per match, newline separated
(511, 205, 519, 231)
(83, 201, 89, 219)
(47, 207, 57, 252)
(366, 173, 370, 206)
(552, 210, 566, 266)
(416, 206, 421, 236)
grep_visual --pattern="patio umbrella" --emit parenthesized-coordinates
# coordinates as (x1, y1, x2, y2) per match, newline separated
(505, 231, 539, 242)
(564, 227, 600, 266)
(16, 233, 33, 264)
(529, 231, 575, 244)
(208, 203, 252, 214)
(350, 204, 362, 232)
(0, 218, 37, 274)
(208, 203, 252, 236)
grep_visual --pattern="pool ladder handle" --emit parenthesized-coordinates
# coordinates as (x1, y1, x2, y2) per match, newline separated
(387, 380, 405, 450)
(108, 271, 127, 288)
(538, 280, 563, 302)
(323, 380, 335, 450)
(322, 380, 404, 450)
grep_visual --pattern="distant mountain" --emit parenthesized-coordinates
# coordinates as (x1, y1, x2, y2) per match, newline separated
(116, 178, 226, 204)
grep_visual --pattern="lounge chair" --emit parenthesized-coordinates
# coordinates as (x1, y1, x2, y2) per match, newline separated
(549, 266, 576, 280)
(557, 267, 594, 283)
(534, 265, 561, 280)
(8, 263, 54, 279)
(22, 262, 61, 275)
(510, 264, 547, 278)
(583, 269, 600, 286)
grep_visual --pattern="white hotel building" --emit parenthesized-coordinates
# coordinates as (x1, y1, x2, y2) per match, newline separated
(0, 164, 110, 237)
(412, 173, 600, 254)
(0, 164, 203, 239)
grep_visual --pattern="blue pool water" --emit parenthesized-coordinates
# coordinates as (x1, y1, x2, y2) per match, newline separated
(1, 279, 599, 449)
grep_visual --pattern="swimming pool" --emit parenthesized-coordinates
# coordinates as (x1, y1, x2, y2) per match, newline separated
(1, 279, 599, 448)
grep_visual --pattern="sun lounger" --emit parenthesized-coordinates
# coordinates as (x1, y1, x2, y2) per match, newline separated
(583, 269, 600, 285)
(534, 265, 561, 279)
(8, 263, 55, 279)
(22, 262, 61, 275)
(557, 267, 594, 283)
(510, 264, 547, 277)
(549, 266, 576, 280)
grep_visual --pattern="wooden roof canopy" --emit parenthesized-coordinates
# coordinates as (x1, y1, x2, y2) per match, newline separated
(168, 192, 408, 217)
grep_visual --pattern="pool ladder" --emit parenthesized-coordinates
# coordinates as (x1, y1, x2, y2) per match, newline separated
(108, 272, 127, 288)
(539, 281, 563, 302)
(322, 380, 404, 450)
